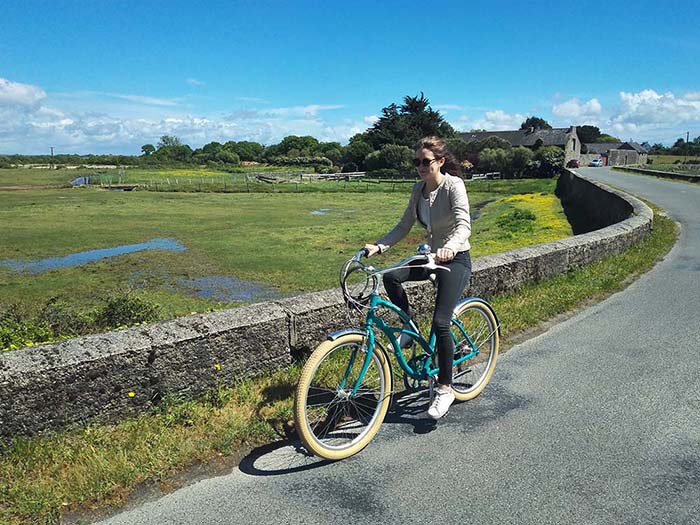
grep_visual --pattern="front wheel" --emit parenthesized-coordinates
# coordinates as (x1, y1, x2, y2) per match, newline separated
(294, 334, 392, 460)
(450, 300, 500, 401)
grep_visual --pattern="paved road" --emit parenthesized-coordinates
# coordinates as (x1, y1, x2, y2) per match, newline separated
(99, 167, 700, 525)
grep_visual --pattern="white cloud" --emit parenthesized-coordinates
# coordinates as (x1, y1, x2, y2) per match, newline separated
(186, 78, 205, 86)
(459, 109, 527, 131)
(108, 93, 179, 107)
(0, 77, 362, 154)
(521, 89, 700, 144)
(454, 90, 700, 144)
(434, 104, 462, 112)
(236, 96, 268, 104)
(0, 77, 46, 108)
(261, 104, 344, 117)
(552, 97, 602, 119)
(585, 89, 700, 143)
(364, 115, 378, 125)
(613, 89, 700, 126)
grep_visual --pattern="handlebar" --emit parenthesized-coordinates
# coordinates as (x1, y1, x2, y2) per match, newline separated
(352, 245, 451, 276)
(341, 244, 450, 311)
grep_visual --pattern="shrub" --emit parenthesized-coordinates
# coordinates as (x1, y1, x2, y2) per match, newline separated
(478, 148, 509, 174)
(93, 293, 159, 329)
(0, 305, 52, 352)
(532, 146, 564, 178)
(38, 297, 92, 338)
(364, 144, 413, 172)
(342, 162, 359, 173)
(268, 156, 332, 167)
(496, 209, 537, 233)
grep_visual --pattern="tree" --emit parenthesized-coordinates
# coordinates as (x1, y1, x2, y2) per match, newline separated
(153, 143, 192, 163)
(466, 136, 512, 154)
(520, 116, 552, 130)
(508, 147, 534, 178)
(364, 93, 455, 150)
(364, 144, 413, 172)
(276, 135, 320, 156)
(533, 146, 564, 178)
(445, 138, 470, 162)
(225, 141, 264, 162)
(576, 125, 601, 143)
(157, 135, 182, 149)
(670, 138, 686, 155)
(478, 148, 510, 174)
(479, 137, 512, 151)
(649, 143, 667, 154)
(215, 150, 240, 165)
(343, 135, 373, 170)
(315, 142, 344, 165)
(597, 133, 621, 143)
(141, 144, 156, 156)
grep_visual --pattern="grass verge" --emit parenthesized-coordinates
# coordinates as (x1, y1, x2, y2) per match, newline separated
(0, 207, 677, 525)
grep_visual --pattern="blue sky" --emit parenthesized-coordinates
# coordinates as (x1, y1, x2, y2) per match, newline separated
(1, 0, 699, 154)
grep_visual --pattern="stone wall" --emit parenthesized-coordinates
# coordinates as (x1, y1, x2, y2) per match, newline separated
(609, 149, 642, 166)
(0, 172, 654, 440)
(580, 152, 648, 167)
(614, 165, 700, 183)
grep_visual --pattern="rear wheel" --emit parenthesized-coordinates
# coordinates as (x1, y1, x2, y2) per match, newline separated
(450, 300, 499, 401)
(294, 334, 392, 460)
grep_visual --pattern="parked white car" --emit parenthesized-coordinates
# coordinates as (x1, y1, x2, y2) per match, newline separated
(589, 158, 604, 167)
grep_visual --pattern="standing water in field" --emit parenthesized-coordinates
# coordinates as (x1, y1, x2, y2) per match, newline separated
(130, 271, 285, 303)
(0, 238, 187, 273)
(174, 276, 283, 302)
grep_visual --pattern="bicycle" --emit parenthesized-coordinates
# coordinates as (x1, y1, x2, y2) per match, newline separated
(293, 244, 501, 460)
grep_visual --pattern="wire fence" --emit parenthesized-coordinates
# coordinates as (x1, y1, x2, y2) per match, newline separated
(76, 169, 507, 194)
(84, 171, 422, 194)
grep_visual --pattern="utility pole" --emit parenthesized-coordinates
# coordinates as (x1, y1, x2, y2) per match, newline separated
(50, 146, 54, 169)
(687, 131, 690, 163)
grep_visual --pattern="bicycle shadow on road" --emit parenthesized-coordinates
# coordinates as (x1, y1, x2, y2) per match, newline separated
(238, 439, 334, 477)
(383, 388, 438, 434)
(238, 389, 437, 477)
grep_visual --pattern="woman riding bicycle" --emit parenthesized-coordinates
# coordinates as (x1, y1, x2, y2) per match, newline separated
(363, 136, 471, 419)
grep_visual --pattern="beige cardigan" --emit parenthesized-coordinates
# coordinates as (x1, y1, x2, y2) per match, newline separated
(376, 174, 471, 253)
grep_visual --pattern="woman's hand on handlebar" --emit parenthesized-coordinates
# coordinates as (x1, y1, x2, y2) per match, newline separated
(435, 247, 454, 263)
(363, 243, 381, 257)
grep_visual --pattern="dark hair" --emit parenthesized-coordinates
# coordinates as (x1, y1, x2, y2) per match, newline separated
(414, 136, 461, 177)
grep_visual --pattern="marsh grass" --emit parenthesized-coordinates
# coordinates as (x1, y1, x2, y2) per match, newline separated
(0, 179, 565, 351)
(0, 208, 677, 524)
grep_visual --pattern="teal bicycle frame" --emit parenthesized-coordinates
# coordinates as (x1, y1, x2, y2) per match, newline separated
(343, 292, 480, 396)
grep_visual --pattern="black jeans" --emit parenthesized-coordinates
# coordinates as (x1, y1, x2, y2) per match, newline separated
(383, 251, 472, 385)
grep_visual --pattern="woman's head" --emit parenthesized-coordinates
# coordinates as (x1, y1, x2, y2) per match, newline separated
(414, 136, 461, 177)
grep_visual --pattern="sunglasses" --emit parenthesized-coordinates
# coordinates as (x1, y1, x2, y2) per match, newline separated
(413, 157, 441, 167)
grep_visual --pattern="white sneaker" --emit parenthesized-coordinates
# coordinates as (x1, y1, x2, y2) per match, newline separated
(427, 387, 455, 419)
(396, 324, 415, 349)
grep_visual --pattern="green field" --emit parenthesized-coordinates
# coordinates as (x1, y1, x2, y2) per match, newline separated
(0, 166, 295, 190)
(648, 155, 700, 175)
(0, 172, 570, 349)
(649, 154, 700, 164)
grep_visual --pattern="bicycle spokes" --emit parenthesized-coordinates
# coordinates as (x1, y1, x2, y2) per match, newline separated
(297, 339, 390, 453)
(450, 301, 499, 400)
